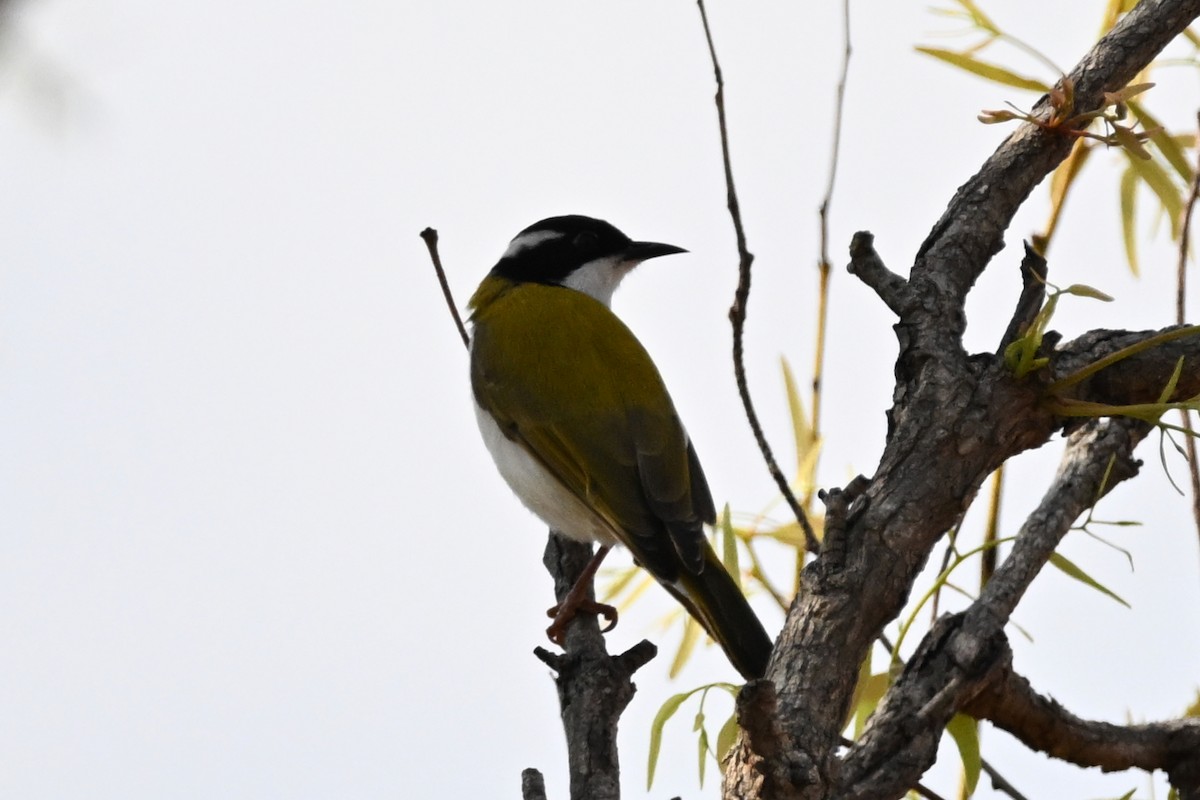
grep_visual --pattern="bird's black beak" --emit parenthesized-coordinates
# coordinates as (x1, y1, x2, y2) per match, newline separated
(626, 241, 688, 261)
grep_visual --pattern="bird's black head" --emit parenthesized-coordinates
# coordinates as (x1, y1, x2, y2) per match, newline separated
(491, 216, 686, 297)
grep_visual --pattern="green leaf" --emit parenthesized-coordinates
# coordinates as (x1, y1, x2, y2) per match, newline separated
(1185, 689, 1200, 717)
(1062, 283, 1114, 302)
(648, 691, 693, 788)
(916, 47, 1050, 92)
(715, 712, 739, 762)
(1157, 357, 1186, 404)
(781, 356, 815, 474)
(669, 616, 702, 679)
(1126, 150, 1184, 237)
(1048, 552, 1131, 608)
(945, 713, 981, 796)
(852, 671, 892, 737)
(1112, 123, 1152, 161)
(1110, 790, 1137, 800)
(1119, 165, 1140, 276)
(696, 721, 709, 787)
(720, 504, 740, 588)
(1127, 101, 1193, 182)
(1104, 82, 1154, 105)
(953, 0, 999, 34)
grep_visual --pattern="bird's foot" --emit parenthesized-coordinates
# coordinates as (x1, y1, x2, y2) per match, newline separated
(545, 598, 618, 644)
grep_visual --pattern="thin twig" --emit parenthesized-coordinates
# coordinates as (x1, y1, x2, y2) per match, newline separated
(419, 227, 470, 349)
(696, 0, 819, 555)
(980, 757, 1031, 800)
(813, 0, 852, 438)
(1176, 112, 1200, 555)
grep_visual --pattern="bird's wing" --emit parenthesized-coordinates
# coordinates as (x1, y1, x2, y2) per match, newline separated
(470, 283, 714, 580)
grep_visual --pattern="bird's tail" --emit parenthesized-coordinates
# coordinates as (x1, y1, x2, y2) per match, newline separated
(665, 547, 773, 680)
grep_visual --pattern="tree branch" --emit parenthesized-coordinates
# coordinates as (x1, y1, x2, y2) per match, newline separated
(836, 417, 1148, 798)
(720, 4, 1200, 796)
(696, 0, 819, 554)
(534, 534, 657, 800)
(965, 667, 1200, 793)
(911, 0, 1200, 332)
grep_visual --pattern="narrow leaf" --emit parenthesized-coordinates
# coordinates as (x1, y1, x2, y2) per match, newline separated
(669, 616, 702, 678)
(1126, 151, 1184, 237)
(781, 356, 815, 471)
(696, 724, 708, 786)
(916, 47, 1050, 92)
(852, 672, 893, 737)
(1062, 283, 1114, 302)
(648, 691, 693, 788)
(720, 505, 740, 588)
(1157, 357, 1186, 405)
(946, 713, 982, 796)
(1184, 689, 1200, 717)
(715, 712, 739, 762)
(1119, 165, 1140, 276)
(955, 0, 999, 34)
(1104, 82, 1155, 105)
(1044, 141, 1092, 244)
(1127, 101, 1193, 182)
(1112, 123, 1152, 161)
(1048, 552, 1131, 608)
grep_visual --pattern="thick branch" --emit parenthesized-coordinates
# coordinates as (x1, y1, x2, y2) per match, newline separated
(965, 667, 1200, 794)
(723, 3, 1200, 798)
(836, 418, 1147, 799)
(1052, 327, 1200, 407)
(910, 0, 1200, 333)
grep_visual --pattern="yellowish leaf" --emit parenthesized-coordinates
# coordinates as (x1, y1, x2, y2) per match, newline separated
(1127, 101, 1194, 182)
(946, 714, 981, 796)
(1112, 123, 1152, 161)
(916, 47, 1050, 92)
(1126, 150, 1184, 237)
(1104, 82, 1155, 106)
(1048, 552, 1131, 608)
(1062, 283, 1114, 302)
(1119, 165, 1140, 276)
(669, 616, 703, 678)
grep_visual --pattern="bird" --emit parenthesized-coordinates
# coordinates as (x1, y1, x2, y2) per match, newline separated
(467, 214, 773, 680)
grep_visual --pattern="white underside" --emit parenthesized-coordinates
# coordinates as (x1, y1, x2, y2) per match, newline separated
(474, 399, 620, 546)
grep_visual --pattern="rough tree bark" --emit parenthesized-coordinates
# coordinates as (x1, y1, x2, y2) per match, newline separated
(718, 0, 1200, 798)
(527, 1, 1200, 798)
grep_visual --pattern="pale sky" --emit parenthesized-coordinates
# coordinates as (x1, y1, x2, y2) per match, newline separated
(2, 1, 1198, 798)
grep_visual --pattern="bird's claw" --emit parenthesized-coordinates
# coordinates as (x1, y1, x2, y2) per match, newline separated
(545, 599, 619, 644)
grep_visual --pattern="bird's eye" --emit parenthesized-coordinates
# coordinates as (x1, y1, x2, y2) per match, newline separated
(572, 231, 599, 254)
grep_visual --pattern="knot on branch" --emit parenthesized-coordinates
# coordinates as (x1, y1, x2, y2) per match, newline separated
(813, 476, 871, 582)
(847, 232, 914, 318)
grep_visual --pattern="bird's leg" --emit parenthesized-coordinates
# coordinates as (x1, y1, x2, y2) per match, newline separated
(546, 544, 618, 644)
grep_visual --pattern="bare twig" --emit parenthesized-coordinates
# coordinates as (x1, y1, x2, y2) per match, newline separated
(979, 757, 1031, 800)
(1176, 112, 1200, 556)
(813, 0, 853, 437)
(695, 0, 819, 554)
(846, 232, 913, 315)
(419, 227, 470, 349)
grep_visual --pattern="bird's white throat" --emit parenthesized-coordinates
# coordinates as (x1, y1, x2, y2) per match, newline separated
(560, 255, 638, 308)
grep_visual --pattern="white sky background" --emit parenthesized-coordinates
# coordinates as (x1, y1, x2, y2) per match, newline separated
(1, 1, 1198, 798)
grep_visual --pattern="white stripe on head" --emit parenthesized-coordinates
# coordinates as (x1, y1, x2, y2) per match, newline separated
(501, 230, 560, 259)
